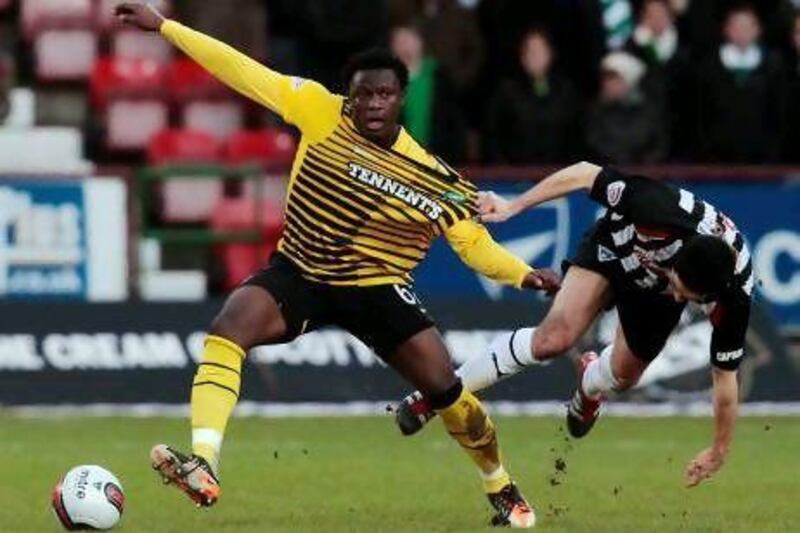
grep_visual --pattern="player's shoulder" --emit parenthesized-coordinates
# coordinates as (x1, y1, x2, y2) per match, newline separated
(394, 128, 462, 177)
(394, 129, 436, 165)
(286, 76, 343, 111)
(288, 78, 344, 141)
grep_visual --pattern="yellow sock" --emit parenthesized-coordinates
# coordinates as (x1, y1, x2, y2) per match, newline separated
(436, 387, 512, 494)
(190, 335, 245, 474)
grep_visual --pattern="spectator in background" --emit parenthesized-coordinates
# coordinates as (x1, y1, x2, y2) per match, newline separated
(558, 0, 635, 97)
(782, 9, 800, 161)
(484, 29, 580, 164)
(180, 0, 268, 59)
(629, 0, 682, 66)
(600, 0, 636, 50)
(295, 0, 388, 91)
(390, 0, 485, 161)
(585, 51, 668, 164)
(697, 4, 785, 162)
(626, 0, 694, 159)
(390, 25, 467, 163)
(390, 0, 484, 97)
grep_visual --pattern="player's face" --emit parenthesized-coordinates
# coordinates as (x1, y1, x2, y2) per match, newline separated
(520, 33, 552, 79)
(793, 16, 800, 51)
(665, 270, 706, 303)
(641, 1, 672, 36)
(349, 69, 404, 146)
(724, 11, 761, 48)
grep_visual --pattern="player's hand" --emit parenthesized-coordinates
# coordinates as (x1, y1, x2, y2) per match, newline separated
(521, 269, 561, 296)
(684, 447, 726, 487)
(114, 2, 165, 31)
(478, 191, 521, 223)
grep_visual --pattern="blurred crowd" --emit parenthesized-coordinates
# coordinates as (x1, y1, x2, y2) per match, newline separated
(6, 0, 800, 166)
(264, 0, 800, 165)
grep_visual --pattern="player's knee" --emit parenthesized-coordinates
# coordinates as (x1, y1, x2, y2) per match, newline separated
(532, 317, 579, 360)
(208, 311, 253, 350)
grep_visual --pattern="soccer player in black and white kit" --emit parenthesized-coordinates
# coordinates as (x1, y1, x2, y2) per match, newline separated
(395, 161, 752, 487)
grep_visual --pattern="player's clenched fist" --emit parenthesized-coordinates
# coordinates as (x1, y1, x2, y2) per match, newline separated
(521, 269, 561, 295)
(478, 191, 522, 223)
(114, 2, 165, 31)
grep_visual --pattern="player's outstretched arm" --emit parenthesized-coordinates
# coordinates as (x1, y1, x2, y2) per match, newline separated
(444, 221, 561, 293)
(479, 161, 603, 223)
(684, 367, 739, 487)
(114, 2, 339, 138)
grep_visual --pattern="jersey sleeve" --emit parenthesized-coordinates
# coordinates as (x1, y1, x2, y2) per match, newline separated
(708, 289, 751, 370)
(444, 220, 533, 288)
(589, 167, 696, 231)
(160, 20, 341, 142)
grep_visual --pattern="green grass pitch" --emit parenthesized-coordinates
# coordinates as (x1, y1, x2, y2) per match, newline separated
(1, 415, 797, 532)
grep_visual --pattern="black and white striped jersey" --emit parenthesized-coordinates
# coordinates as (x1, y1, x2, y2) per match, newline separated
(590, 167, 753, 295)
(588, 167, 752, 370)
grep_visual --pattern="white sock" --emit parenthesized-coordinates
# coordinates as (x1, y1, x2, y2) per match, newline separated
(480, 465, 508, 482)
(581, 344, 619, 399)
(192, 428, 223, 473)
(456, 327, 537, 392)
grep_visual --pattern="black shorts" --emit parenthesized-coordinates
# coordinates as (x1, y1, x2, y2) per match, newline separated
(565, 223, 686, 362)
(242, 253, 435, 359)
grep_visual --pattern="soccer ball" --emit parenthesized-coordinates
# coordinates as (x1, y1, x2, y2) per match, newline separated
(51, 465, 125, 530)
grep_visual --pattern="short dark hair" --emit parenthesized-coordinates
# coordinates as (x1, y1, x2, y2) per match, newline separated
(725, 2, 759, 21)
(673, 235, 737, 297)
(342, 48, 409, 91)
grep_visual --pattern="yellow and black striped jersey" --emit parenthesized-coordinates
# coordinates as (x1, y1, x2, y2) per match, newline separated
(162, 21, 533, 287)
(280, 102, 480, 285)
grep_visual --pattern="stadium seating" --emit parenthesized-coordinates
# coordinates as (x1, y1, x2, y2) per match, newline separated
(161, 178, 225, 223)
(146, 129, 224, 223)
(0, 127, 93, 174)
(34, 29, 97, 81)
(146, 128, 220, 165)
(6, 88, 36, 127)
(91, 57, 168, 150)
(0, 53, 12, 85)
(183, 100, 244, 140)
(223, 129, 298, 170)
(91, 57, 165, 107)
(23, 0, 96, 81)
(22, 0, 93, 38)
(167, 58, 228, 101)
(107, 100, 169, 151)
(111, 30, 173, 64)
(166, 59, 245, 139)
(210, 198, 284, 289)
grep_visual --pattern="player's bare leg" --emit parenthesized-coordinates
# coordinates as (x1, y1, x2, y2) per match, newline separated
(388, 328, 535, 528)
(151, 285, 289, 506)
(396, 267, 611, 436)
(567, 325, 649, 438)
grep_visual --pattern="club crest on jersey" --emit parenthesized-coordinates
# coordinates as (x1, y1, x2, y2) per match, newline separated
(597, 245, 616, 262)
(606, 181, 626, 207)
(441, 190, 467, 205)
(289, 76, 306, 90)
(347, 162, 444, 220)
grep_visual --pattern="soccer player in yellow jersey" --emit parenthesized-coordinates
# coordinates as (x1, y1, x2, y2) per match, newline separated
(117, 3, 558, 527)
